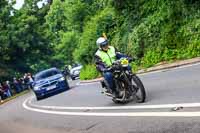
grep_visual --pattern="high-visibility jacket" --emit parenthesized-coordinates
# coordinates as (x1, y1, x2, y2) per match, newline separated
(95, 46, 116, 67)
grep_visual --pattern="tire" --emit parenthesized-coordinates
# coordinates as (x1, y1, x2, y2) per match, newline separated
(36, 96, 41, 101)
(71, 77, 76, 80)
(131, 75, 146, 103)
(112, 81, 128, 104)
(35, 93, 43, 101)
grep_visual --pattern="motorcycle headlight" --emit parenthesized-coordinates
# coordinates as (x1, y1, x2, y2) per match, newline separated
(59, 77, 65, 81)
(120, 58, 129, 67)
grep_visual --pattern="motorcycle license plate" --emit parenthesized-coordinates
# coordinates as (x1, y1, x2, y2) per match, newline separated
(121, 59, 128, 65)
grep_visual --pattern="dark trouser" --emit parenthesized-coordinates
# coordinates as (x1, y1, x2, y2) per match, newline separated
(103, 72, 114, 92)
(0, 92, 6, 100)
(15, 85, 21, 93)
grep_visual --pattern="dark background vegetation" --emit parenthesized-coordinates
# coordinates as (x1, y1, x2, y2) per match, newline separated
(0, 0, 200, 80)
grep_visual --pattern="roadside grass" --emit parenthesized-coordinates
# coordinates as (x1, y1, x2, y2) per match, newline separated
(80, 57, 200, 80)
(0, 90, 30, 105)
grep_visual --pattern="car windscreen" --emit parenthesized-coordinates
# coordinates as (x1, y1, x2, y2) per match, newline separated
(34, 69, 61, 81)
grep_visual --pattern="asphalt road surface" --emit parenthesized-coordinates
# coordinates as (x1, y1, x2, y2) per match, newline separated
(1, 63, 200, 133)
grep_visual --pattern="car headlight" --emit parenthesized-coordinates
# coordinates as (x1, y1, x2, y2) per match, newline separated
(34, 86, 40, 91)
(59, 77, 65, 81)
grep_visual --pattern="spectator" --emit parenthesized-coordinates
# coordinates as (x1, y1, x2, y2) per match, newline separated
(28, 73, 33, 82)
(27, 73, 34, 89)
(64, 65, 70, 78)
(18, 78, 24, 91)
(13, 78, 21, 93)
(68, 65, 72, 71)
(24, 73, 29, 89)
(2, 81, 12, 98)
(6, 81, 12, 96)
(0, 83, 4, 102)
(18, 78, 25, 91)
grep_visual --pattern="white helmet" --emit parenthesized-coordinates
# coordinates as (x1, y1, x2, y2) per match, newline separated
(96, 37, 108, 47)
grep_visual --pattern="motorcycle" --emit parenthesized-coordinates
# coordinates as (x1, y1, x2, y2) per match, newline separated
(101, 57, 146, 103)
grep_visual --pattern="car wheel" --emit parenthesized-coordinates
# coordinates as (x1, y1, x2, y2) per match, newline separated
(35, 93, 42, 101)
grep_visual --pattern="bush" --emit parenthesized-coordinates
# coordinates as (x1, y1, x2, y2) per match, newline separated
(141, 47, 163, 68)
(130, 61, 141, 73)
(79, 64, 100, 80)
(73, 7, 116, 64)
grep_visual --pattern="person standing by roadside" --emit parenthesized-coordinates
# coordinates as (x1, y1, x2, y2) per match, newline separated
(6, 81, 12, 96)
(24, 73, 29, 89)
(27, 73, 34, 89)
(0, 83, 4, 103)
(64, 65, 71, 79)
(13, 78, 21, 93)
(2, 81, 12, 98)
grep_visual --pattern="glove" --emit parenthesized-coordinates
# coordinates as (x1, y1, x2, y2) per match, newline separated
(128, 57, 135, 62)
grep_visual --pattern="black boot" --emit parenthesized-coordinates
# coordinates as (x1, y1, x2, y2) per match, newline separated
(100, 80, 106, 88)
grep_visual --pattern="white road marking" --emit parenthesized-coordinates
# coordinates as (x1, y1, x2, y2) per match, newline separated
(23, 98, 200, 117)
(28, 98, 200, 110)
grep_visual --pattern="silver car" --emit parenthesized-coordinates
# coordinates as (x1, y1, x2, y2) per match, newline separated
(70, 64, 83, 80)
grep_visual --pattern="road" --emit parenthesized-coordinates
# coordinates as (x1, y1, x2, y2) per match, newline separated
(1, 63, 200, 133)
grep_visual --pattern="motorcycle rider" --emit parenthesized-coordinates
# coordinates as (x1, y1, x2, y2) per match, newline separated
(95, 36, 132, 97)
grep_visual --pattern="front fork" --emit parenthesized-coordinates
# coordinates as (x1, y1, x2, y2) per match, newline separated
(123, 72, 139, 96)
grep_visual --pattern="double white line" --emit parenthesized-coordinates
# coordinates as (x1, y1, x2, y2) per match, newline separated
(23, 98, 200, 117)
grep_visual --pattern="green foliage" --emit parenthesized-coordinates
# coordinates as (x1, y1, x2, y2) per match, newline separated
(79, 64, 100, 80)
(46, 0, 68, 33)
(73, 7, 116, 64)
(1, 0, 200, 80)
(53, 31, 79, 65)
(130, 60, 141, 73)
(65, 0, 89, 32)
(179, 43, 200, 59)
(141, 47, 163, 68)
(0, 0, 53, 78)
(141, 43, 200, 69)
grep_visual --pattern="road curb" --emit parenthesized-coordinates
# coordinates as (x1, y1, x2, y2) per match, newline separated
(80, 57, 200, 84)
(79, 77, 103, 83)
(137, 57, 200, 74)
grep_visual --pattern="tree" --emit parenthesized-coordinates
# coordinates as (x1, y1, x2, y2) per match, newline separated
(0, 0, 14, 78)
(0, 0, 54, 79)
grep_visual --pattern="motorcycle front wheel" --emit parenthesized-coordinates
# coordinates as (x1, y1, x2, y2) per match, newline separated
(112, 82, 127, 104)
(131, 75, 146, 103)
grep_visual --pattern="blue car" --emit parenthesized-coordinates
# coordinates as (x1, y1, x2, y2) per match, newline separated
(33, 67, 69, 100)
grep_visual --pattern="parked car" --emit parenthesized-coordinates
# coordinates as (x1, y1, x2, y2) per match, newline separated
(33, 67, 69, 100)
(70, 64, 83, 80)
